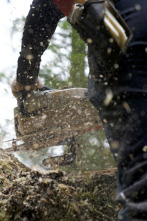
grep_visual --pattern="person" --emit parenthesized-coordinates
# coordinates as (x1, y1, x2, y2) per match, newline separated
(11, 0, 147, 220)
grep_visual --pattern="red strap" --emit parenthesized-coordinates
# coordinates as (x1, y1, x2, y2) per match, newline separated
(54, 0, 75, 16)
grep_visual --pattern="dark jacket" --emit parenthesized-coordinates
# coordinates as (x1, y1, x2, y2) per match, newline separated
(16, 0, 64, 85)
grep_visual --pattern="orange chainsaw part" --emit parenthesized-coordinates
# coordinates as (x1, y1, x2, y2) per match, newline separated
(54, 0, 86, 17)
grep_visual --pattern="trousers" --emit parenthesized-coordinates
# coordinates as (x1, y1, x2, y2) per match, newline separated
(87, 0, 147, 220)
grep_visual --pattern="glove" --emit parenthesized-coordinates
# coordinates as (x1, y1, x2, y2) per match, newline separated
(11, 77, 44, 97)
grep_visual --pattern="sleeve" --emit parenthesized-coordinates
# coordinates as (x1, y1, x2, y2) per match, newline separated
(16, 0, 64, 85)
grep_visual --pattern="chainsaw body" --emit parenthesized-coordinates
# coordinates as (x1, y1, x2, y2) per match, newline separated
(14, 88, 102, 151)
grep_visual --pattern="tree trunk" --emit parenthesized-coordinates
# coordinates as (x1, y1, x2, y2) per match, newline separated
(69, 28, 87, 88)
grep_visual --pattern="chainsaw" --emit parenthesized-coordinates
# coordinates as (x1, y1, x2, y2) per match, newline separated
(9, 87, 102, 154)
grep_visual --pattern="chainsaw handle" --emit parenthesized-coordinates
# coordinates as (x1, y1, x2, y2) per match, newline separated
(16, 86, 52, 113)
(16, 90, 28, 113)
(38, 86, 52, 91)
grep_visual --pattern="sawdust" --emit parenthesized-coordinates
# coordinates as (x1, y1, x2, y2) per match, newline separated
(0, 149, 119, 221)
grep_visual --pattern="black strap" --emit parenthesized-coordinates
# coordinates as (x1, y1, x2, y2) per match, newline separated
(84, 0, 115, 9)
(84, 0, 105, 8)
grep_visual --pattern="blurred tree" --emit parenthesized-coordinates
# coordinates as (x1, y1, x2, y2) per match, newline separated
(0, 73, 5, 81)
(40, 19, 87, 89)
(69, 27, 87, 87)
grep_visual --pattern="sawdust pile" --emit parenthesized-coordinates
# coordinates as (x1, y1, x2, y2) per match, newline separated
(0, 149, 119, 221)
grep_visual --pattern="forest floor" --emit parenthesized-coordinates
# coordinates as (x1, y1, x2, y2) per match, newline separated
(0, 148, 119, 221)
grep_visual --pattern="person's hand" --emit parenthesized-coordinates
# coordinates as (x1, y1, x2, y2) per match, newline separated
(11, 77, 44, 97)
